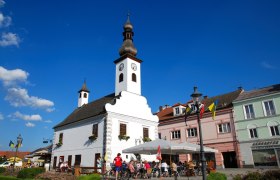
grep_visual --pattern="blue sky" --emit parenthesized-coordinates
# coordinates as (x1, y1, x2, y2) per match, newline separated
(0, 0, 279, 151)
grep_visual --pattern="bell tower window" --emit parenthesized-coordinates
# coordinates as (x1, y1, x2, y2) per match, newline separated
(132, 73, 136, 82)
(119, 73, 123, 82)
(83, 93, 87, 98)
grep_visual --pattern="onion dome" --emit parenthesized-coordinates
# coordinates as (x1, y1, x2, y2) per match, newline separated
(119, 13, 137, 56)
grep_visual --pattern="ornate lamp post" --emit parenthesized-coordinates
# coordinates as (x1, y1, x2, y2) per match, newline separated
(191, 87, 206, 180)
(12, 134, 23, 172)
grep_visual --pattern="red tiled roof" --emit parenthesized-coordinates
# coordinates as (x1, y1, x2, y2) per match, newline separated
(157, 89, 243, 121)
(0, 151, 30, 159)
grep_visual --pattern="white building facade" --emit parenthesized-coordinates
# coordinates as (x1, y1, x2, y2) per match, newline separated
(51, 16, 159, 170)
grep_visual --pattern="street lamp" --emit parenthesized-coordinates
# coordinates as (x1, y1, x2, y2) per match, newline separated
(190, 87, 206, 180)
(12, 134, 23, 172)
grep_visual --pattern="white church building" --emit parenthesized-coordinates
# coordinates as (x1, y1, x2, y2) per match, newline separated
(51, 16, 159, 170)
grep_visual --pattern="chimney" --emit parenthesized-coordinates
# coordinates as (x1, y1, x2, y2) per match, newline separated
(159, 106, 163, 111)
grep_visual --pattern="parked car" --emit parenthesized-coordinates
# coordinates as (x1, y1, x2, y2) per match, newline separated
(0, 161, 22, 167)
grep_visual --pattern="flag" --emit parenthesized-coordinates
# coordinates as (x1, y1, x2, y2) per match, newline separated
(208, 100, 219, 120)
(104, 152, 108, 162)
(16, 142, 21, 148)
(156, 145, 162, 161)
(199, 103, 205, 118)
(9, 141, 14, 148)
(184, 104, 193, 125)
(16, 139, 23, 148)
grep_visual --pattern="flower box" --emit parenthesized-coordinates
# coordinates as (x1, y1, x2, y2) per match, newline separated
(143, 137, 151, 142)
(118, 135, 130, 141)
(56, 142, 62, 147)
(88, 134, 97, 141)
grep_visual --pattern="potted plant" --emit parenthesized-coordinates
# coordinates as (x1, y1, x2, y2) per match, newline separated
(143, 137, 151, 142)
(88, 134, 97, 141)
(118, 134, 130, 141)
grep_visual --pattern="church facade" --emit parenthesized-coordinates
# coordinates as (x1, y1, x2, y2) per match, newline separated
(51, 16, 159, 169)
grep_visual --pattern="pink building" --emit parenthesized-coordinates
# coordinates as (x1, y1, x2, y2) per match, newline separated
(157, 88, 243, 169)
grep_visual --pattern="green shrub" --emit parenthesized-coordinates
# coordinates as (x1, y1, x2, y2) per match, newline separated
(242, 171, 263, 180)
(232, 174, 242, 180)
(0, 167, 5, 174)
(17, 167, 45, 179)
(263, 170, 280, 180)
(207, 172, 227, 180)
(0, 176, 16, 179)
(78, 173, 101, 180)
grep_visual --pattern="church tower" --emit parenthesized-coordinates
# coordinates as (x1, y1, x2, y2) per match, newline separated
(114, 14, 142, 96)
(78, 81, 90, 107)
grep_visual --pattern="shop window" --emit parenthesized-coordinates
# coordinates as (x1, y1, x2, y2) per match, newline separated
(171, 130, 181, 139)
(252, 149, 277, 166)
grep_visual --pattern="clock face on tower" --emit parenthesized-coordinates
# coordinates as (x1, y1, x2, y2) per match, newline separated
(119, 63, 124, 71)
(131, 63, 137, 71)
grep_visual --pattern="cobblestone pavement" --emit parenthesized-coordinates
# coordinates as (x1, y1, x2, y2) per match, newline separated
(35, 168, 278, 180)
(150, 168, 278, 180)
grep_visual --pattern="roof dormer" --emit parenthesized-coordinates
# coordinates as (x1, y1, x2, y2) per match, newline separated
(173, 103, 186, 116)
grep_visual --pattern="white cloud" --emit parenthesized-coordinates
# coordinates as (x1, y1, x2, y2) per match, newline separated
(0, 32, 20, 47)
(0, 0, 5, 7)
(5, 87, 54, 109)
(0, 113, 3, 120)
(44, 120, 52, 123)
(26, 122, 35, 127)
(46, 108, 55, 112)
(0, 13, 12, 28)
(13, 111, 42, 121)
(261, 61, 277, 69)
(0, 66, 29, 86)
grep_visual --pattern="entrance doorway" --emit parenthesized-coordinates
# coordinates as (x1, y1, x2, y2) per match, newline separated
(223, 151, 238, 168)
(95, 153, 101, 173)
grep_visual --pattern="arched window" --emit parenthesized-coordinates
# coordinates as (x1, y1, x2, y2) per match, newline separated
(247, 124, 258, 138)
(267, 121, 279, 136)
(119, 73, 123, 82)
(132, 73, 136, 82)
(83, 93, 87, 98)
(79, 93, 82, 98)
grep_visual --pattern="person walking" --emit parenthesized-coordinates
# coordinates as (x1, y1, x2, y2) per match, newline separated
(113, 153, 122, 180)
(97, 157, 102, 173)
